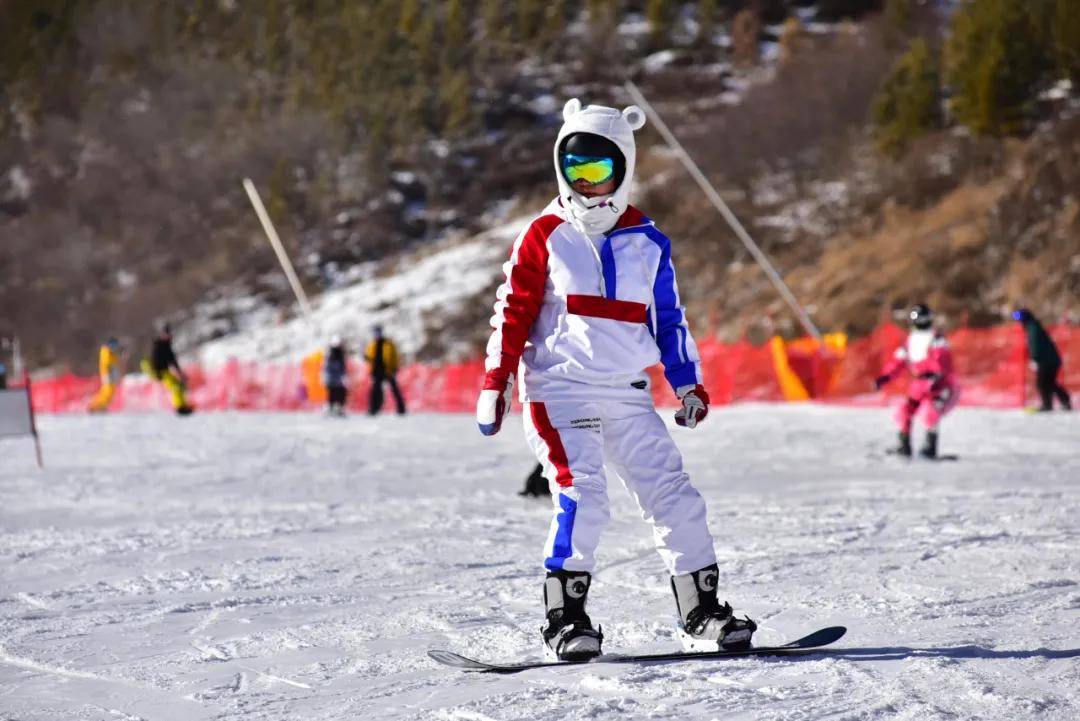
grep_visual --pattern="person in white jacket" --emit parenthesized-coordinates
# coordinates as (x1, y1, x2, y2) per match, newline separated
(477, 98, 756, 661)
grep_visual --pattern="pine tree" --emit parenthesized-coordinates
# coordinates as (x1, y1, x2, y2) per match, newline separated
(883, 0, 912, 48)
(696, 0, 719, 48)
(585, 0, 619, 69)
(398, 0, 420, 35)
(446, 0, 467, 48)
(538, 0, 568, 60)
(587, 0, 616, 37)
(945, 0, 1053, 135)
(440, 67, 473, 137)
(646, 0, 673, 49)
(872, 38, 940, 155)
(480, 0, 508, 63)
(414, 11, 437, 77)
(516, 0, 544, 43)
(1053, 0, 1080, 84)
(731, 8, 761, 67)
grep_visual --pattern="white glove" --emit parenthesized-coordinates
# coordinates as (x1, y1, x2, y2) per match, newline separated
(674, 384, 710, 429)
(477, 369, 514, 436)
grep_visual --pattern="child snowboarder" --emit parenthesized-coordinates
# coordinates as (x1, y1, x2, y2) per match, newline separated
(88, 337, 123, 413)
(476, 99, 755, 662)
(323, 335, 349, 416)
(875, 304, 958, 458)
(141, 324, 193, 415)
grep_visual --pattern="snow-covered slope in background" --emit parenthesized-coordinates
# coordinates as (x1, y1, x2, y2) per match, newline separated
(197, 218, 524, 366)
(2, 406, 1078, 720)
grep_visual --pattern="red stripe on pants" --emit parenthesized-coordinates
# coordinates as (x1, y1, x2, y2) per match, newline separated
(529, 402, 574, 488)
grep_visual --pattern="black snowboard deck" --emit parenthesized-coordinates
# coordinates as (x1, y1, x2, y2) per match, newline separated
(429, 625, 847, 673)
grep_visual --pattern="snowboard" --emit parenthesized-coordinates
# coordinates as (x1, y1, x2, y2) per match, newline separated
(885, 449, 959, 461)
(428, 625, 846, 674)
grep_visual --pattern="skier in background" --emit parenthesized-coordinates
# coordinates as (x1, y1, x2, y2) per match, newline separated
(323, 335, 349, 416)
(875, 304, 958, 458)
(0, 361, 6, 389)
(364, 325, 406, 416)
(141, 324, 193, 415)
(519, 462, 551, 498)
(476, 98, 755, 662)
(1014, 308, 1071, 411)
(88, 337, 123, 413)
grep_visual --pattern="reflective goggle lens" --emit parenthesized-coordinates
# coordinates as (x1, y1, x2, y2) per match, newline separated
(561, 154, 615, 185)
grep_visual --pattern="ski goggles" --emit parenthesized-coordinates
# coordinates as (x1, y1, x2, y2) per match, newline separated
(561, 153, 616, 185)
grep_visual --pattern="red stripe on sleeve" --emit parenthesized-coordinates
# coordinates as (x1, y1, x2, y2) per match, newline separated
(494, 215, 562, 372)
(529, 402, 574, 487)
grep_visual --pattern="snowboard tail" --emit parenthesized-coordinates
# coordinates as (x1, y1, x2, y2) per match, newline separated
(429, 625, 846, 673)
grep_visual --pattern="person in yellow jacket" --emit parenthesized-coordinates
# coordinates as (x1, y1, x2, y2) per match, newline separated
(364, 325, 406, 415)
(88, 337, 123, 412)
(140, 324, 193, 415)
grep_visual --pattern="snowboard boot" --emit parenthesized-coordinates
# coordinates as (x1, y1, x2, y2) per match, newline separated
(919, 430, 938, 459)
(893, 432, 912, 457)
(671, 563, 757, 652)
(176, 404, 194, 416)
(542, 571, 603, 662)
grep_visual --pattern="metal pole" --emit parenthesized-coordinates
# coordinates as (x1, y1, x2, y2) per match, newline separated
(12, 337, 22, 380)
(242, 178, 314, 319)
(24, 371, 43, 469)
(623, 81, 823, 342)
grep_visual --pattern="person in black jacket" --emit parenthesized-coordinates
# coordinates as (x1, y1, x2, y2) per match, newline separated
(519, 462, 551, 497)
(140, 324, 193, 415)
(1014, 308, 1071, 411)
(322, 335, 349, 416)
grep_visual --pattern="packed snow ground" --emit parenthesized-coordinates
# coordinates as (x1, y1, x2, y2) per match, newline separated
(1, 405, 1078, 720)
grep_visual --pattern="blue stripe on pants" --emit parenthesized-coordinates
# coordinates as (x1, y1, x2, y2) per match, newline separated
(545, 493, 578, 570)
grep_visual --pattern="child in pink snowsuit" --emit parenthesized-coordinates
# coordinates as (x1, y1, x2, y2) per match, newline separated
(875, 304, 959, 458)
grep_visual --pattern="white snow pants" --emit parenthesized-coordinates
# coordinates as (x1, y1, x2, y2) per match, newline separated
(523, 397, 717, 576)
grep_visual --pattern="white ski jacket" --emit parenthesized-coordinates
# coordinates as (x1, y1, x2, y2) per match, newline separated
(484, 98, 703, 402)
(485, 199, 702, 402)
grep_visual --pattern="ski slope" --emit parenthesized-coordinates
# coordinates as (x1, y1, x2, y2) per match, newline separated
(196, 220, 523, 366)
(1, 405, 1078, 720)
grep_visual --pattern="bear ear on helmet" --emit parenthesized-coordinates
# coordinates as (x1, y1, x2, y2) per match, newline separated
(622, 105, 646, 130)
(563, 98, 582, 120)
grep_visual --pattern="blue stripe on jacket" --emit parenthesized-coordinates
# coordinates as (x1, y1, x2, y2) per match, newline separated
(643, 226, 699, 391)
(600, 240, 618, 300)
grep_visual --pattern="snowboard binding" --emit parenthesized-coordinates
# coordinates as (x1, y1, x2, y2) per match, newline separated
(542, 571, 603, 662)
(672, 564, 757, 652)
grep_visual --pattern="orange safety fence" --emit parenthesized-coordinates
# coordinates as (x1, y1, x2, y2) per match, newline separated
(28, 324, 1078, 414)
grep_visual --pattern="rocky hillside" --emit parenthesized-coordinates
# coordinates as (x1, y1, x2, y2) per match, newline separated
(2, 1, 1077, 373)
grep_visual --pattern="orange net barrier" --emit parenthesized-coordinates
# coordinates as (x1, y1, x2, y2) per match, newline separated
(30, 324, 1078, 413)
(769, 333, 849, 401)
